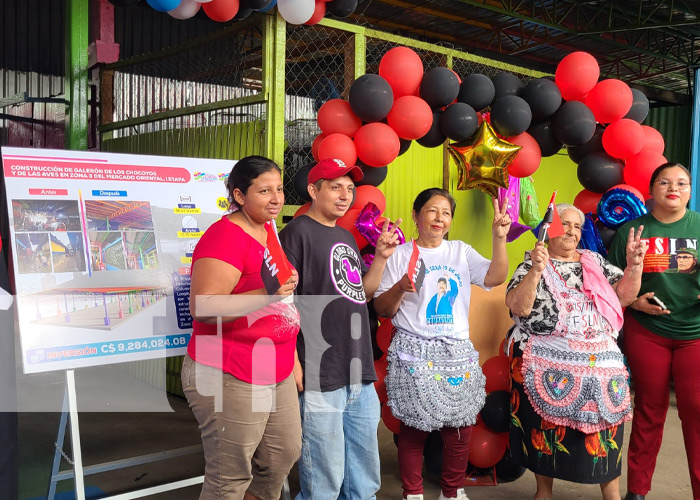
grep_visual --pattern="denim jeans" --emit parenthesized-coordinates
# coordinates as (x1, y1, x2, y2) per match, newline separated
(296, 383, 381, 500)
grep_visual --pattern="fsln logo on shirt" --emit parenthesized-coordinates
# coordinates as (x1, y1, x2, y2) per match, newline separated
(329, 243, 366, 304)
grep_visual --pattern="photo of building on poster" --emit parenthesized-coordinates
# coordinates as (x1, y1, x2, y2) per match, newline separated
(1, 147, 234, 373)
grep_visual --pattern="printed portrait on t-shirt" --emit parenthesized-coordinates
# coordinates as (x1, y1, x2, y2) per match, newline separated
(641, 237, 698, 274)
(426, 272, 459, 325)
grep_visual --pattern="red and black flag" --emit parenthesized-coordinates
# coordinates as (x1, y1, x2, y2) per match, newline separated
(260, 220, 293, 295)
(407, 239, 426, 292)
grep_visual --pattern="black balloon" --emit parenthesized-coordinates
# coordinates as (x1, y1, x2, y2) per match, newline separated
(293, 162, 313, 202)
(495, 451, 527, 483)
(357, 164, 388, 187)
(233, 6, 253, 20)
(327, 0, 358, 17)
(480, 390, 510, 433)
(420, 67, 460, 109)
(624, 88, 650, 123)
(492, 72, 524, 99)
(527, 120, 563, 157)
(490, 96, 532, 137)
(567, 124, 605, 164)
(240, 0, 273, 8)
(439, 102, 478, 141)
(520, 78, 562, 120)
(348, 74, 394, 123)
(416, 110, 446, 148)
(398, 138, 412, 156)
(595, 219, 618, 249)
(552, 101, 596, 146)
(577, 153, 624, 193)
(457, 74, 495, 112)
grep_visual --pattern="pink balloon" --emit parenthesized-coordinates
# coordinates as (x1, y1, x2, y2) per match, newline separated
(497, 176, 531, 242)
(584, 79, 633, 124)
(602, 119, 644, 160)
(354, 202, 405, 248)
(623, 149, 668, 198)
(641, 125, 665, 154)
(555, 52, 600, 101)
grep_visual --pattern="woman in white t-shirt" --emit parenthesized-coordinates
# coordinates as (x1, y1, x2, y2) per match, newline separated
(374, 188, 511, 500)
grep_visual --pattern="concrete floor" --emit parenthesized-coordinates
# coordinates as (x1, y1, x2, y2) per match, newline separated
(18, 366, 692, 500)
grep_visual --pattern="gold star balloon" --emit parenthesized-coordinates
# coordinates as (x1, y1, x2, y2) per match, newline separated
(448, 121, 521, 198)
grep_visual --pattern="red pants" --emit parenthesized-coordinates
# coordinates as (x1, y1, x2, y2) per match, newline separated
(398, 423, 472, 498)
(624, 312, 700, 498)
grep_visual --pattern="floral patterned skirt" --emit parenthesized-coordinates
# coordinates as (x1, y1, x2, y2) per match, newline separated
(509, 342, 624, 484)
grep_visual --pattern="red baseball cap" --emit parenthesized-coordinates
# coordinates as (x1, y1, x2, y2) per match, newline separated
(308, 158, 364, 184)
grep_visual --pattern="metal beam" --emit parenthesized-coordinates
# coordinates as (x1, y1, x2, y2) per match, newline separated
(65, 0, 89, 150)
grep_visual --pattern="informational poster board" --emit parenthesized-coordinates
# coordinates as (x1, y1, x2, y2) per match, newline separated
(1, 147, 235, 373)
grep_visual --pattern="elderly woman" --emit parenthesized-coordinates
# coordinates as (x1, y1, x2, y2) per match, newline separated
(374, 188, 511, 500)
(506, 203, 646, 500)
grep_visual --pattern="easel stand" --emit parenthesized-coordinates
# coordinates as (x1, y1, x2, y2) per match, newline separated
(48, 369, 204, 500)
(47, 369, 292, 500)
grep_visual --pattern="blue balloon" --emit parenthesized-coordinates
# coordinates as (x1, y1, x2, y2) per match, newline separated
(146, 0, 180, 11)
(579, 213, 607, 257)
(597, 188, 647, 229)
(258, 0, 277, 12)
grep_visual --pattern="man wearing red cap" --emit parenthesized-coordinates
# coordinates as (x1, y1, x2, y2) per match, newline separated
(280, 158, 402, 499)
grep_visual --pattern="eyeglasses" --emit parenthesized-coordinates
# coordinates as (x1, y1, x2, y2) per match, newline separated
(655, 179, 690, 190)
(676, 255, 694, 260)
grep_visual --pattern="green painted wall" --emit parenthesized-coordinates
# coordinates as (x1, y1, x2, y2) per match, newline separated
(102, 121, 265, 158)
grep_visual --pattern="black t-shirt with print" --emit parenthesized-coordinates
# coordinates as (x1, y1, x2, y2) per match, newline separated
(280, 215, 377, 392)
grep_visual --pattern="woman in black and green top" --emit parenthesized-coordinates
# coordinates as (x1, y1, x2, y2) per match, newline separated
(609, 162, 700, 500)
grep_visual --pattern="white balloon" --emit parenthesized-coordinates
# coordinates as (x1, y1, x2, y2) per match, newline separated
(168, 0, 201, 18)
(194, 0, 213, 3)
(277, 0, 315, 24)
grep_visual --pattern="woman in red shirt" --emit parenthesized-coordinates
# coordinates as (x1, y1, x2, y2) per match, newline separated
(183, 155, 300, 500)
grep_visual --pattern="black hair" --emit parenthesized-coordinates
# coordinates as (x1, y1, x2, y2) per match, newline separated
(226, 155, 281, 209)
(412, 188, 457, 216)
(649, 162, 692, 192)
(437, 277, 447, 285)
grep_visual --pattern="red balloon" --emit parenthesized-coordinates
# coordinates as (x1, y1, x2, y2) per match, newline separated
(311, 133, 326, 162)
(482, 355, 510, 393)
(608, 183, 645, 203)
(202, 0, 239, 22)
(317, 99, 362, 138)
(555, 52, 600, 101)
(375, 356, 388, 382)
(354, 123, 401, 167)
(336, 208, 367, 249)
(352, 185, 387, 214)
(318, 133, 357, 168)
(381, 403, 402, 434)
(387, 96, 433, 140)
(602, 119, 644, 159)
(468, 422, 508, 468)
(305, 0, 326, 25)
(507, 132, 541, 178)
(623, 149, 668, 198)
(641, 125, 665, 154)
(573, 189, 603, 214)
(294, 202, 311, 218)
(379, 46, 424, 98)
(584, 79, 633, 124)
(376, 320, 395, 354)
